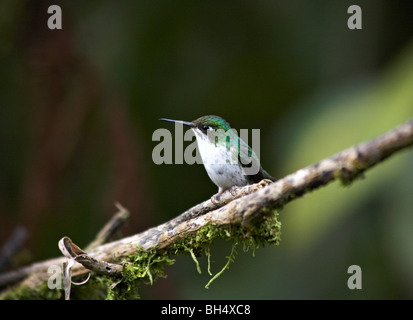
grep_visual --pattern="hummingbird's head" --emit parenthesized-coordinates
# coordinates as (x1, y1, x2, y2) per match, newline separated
(159, 115, 231, 136)
(191, 115, 231, 135)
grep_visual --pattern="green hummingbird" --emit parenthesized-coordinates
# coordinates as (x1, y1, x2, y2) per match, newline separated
(159, 115, 275, 200)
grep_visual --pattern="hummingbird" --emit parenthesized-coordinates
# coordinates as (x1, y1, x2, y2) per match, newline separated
(159, 115, 275, 201)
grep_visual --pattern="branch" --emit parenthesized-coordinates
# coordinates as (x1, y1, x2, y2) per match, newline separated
(1, 118, 412, 298)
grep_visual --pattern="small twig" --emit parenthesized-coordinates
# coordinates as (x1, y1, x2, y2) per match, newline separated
(0, 204, 128, 288)
(86, 202, 130, 250)
(58, 237, 122, 300)
(59, 237, 123, 277)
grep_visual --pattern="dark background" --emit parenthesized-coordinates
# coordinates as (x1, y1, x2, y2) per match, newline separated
(1, 0, 413, 299)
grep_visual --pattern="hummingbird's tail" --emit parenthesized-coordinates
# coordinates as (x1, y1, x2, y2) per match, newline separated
(261, 168, 276, 182)
(248, 167, 276, 184)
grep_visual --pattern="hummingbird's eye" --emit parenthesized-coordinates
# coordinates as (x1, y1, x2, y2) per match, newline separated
(201, 125, 211, 133)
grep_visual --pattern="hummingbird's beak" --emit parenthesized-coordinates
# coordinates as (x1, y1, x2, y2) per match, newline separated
(159, 118, 194, 127)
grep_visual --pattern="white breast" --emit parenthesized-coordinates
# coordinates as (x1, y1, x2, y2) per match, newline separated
(192, 128, 249, 191)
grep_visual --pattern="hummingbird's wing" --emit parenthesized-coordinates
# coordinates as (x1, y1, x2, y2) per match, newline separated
(236, 136, 275, 183)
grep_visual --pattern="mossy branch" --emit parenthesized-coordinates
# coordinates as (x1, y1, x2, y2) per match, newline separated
(1, 118, 412, 299)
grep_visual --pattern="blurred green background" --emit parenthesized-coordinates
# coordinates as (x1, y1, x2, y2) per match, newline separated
(1, 0, 413, 299)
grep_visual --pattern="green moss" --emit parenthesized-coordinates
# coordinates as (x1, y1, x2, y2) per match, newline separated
(239, 208, 282, 253)
(1, 282, 63, 300)
(105, 208, 281, 298)
(70, 276, 112, 300)
(112, 209, 281, 298)
(107, 246, 175, 300)
(205, 240, 238, 289)
(2, 209, 282, 300)
(170, 208, 282, 288)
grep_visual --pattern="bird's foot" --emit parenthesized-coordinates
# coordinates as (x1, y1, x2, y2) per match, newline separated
(258, 178, 275, 188)
(211, 189, 226, 204)
(210, 186, 241, 204)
